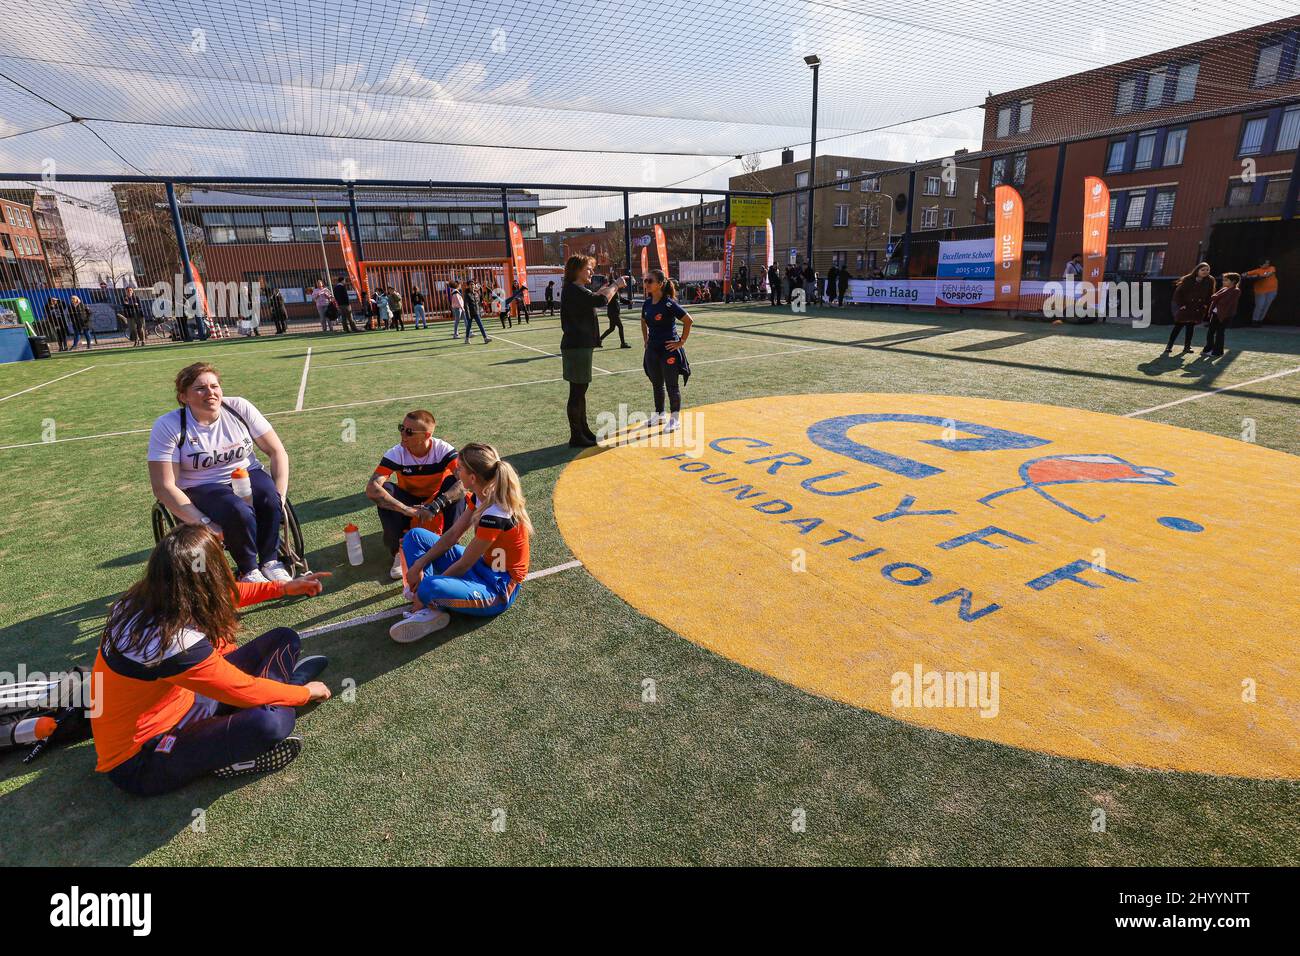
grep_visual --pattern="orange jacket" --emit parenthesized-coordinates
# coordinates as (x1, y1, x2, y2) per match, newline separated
(91, 581, 310, 772)
(1244, 266, 1278, 294)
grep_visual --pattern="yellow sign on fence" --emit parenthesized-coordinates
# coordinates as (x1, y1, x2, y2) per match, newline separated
(730, 196, 772, 227)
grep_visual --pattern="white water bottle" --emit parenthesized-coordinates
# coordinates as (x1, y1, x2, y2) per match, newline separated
(231, 466, 252, 503)
(3, 715, 55, 749)
(344, 523, 364, 566)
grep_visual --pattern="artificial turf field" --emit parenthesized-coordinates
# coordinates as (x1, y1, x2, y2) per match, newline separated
(0, 302, 1297, 866)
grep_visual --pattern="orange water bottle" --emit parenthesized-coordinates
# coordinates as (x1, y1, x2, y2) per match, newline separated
(231, 466, 252, 503)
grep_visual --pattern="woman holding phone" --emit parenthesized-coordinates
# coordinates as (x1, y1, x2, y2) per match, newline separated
(559, 256, 624, 447)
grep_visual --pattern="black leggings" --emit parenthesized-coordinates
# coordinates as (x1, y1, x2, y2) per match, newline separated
(567, 382, 594, 438)
(644, 350, 682, 414)
(1165, 323, 1194, 350)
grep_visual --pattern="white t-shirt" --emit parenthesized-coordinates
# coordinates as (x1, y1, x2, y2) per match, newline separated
(147, 396, 272, 490)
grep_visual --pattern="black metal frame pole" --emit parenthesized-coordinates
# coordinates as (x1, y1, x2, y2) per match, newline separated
(806, 62, 820, 269)
(1043, 143, 1068, 279)
(500, 187, 514, 306)
(623, 190, 632, 293)
(901, 170, 916, 277)
(347, 183, 365, 260)
(165, 181, 194, 338)
(724, 191, 733, 301)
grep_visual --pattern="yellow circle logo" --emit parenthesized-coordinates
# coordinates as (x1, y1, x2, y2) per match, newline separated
(555, 394, 1299, 778)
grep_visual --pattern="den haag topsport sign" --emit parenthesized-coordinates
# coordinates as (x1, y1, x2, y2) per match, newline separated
(555, 394, 1300, 780)
(847, 237, 1048, 307)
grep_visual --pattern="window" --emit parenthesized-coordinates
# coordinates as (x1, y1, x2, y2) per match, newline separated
(1163, 128, 1187, 166)
(292, 210, 322, 242)
(1255, 42, 1284, 87)
(834, 204, 849, 226)
(1240, 116, 1268, 155)
(942, 208, 955, 228)
(1012, 152, 1027, 185)
(836, 169, 850, 190)
(233, 211, 265, 243)
(1108, 196, 1119, 226)
(263, 211, 292, 242)
(997, 106, 1012, 137)
(1124, 193, 1146, 228)
(1151, 189, 1176, 227)
(990, 157, 1008, 187)
(1174, 62, 1198, 102)
(996, 99, 1032, 136)
(1227, 183, 1254, 206)
(1133, 132, 1157, 170)
(861, 176, 879, 192)
(1117, 248, 1137, 273)
(923, 176, 940, 195)
(372, 210, 399, 241)
(1106, 140, 1127, 173)
(1115, 77, 1137, 114)
(1018, 99, 1032, 132)
(202, 211, 236, 243)
(796, 172, 809, 188)
(1279, 106, 1300, 152)
(946, 177, 957, 197)
(921, 207, 938, 229)
(425, 211, 448, 239)
(397, 211, 423, 241)
(1264, 177, 1291, 204)
(358, 211, 377, 241)
(1146, 249, 1166, 275)
(860, 205, 879, 227)
(1143, 68, 1167, 108)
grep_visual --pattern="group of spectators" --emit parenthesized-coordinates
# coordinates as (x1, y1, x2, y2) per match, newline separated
(763, 262, 855, 307)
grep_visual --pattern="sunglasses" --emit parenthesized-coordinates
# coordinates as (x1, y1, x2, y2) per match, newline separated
(397, 424, 431, 437)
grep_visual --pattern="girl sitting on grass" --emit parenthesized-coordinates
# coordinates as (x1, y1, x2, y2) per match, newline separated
(91, 525, 331, 796)
(390, 443, 532, 643)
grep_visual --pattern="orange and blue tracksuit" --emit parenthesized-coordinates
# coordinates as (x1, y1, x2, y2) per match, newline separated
(91, 581, 310, 796)
(642, 296, 692, 414)
(401, 503, 529, 616)
(373, 440, 463, 555)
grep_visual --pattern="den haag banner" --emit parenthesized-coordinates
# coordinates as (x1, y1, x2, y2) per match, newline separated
(1082, 176, 1109, 284)
(993, 184, 1024, 308)
(336, 220, 363, 294)
(654, 223, 669, 277)
(722, 224, 736, 296)
(508, 220, 530, 304)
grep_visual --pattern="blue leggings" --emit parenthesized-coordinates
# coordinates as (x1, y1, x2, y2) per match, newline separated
(185, 467, 282, 575)
(463, 311, 489, 343)
(106, 627, 301, 796)
(401, 529, 520, 616)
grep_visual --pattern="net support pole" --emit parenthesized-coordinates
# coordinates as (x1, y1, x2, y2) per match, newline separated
(901, 170, 916, 277)
(623, 190, 632, 287)
(1284, 148, 1300, 220)
(1043, 143, 1068, 279)
(806, 59, 820, 269)
(165, 181, 194, 339)
(500, 187, 513, 310)
(347, 183, 365, 260)
(724, 192, 733, 302)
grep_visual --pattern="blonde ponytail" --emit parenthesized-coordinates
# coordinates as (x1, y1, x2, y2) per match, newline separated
(460, 442, 533, 536)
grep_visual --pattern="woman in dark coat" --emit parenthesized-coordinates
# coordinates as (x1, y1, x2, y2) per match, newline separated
(559, 255, 624, 447)
(266, 283, 288, 334)
(1163, 262, 1215, 355)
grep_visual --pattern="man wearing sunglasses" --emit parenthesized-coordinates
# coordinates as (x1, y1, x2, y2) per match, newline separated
(365, 409, 465, 580)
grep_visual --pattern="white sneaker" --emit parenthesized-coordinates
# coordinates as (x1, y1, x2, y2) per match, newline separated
(648, 412, 664, 427)
(239, 568, 270, 584)
(390, 554, 404, 580)
(662, 414, 680, 434)
(261, 559, 292, 583)
(389, 607, 450, 644)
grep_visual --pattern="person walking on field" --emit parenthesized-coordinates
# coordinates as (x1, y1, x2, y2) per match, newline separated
(46, 295, 69, 351)
(768, 264, 782, 306)
(332, 275, 359, 333)
(1203, 272, 1240, 358)
(462, 280, 490, 344)
(410, 287, 427, 330)
(837, 264, 850, 306)
(545, 280, 556, 316)
(560, 255, 624, 447)
(449, 280, 466, 339)
(388, 287, 405, 331)
(826, 265, 839, 308)
(311, 280, 334, 332)
(265, 282, 288, 334)
(1243, 258, 1278, 325)
(69, 295, 94, 350)
(120, 286, 147, 347)
(599, 285, 632, 349)
(1163, 262, 1215, 356)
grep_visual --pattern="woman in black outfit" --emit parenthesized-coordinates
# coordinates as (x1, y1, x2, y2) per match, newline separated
(560, 255, 624, 447)
(1164, 262, 1215, 356)
(545, 281, 556, 315)
(599, 284, 632, 349)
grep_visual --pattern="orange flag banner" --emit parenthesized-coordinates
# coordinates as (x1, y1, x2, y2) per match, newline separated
(993, 184, 1024, 308)
(337, 220, 363, 293)
(654, 224, 669, 276)
(722, 224, 737, 297)
(508, 220, 531, 306)
(640, 245, 649, 279)
(1081, 176, 1109, 284)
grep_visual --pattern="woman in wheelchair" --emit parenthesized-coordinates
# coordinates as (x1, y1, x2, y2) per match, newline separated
(148, 362, 294, 583)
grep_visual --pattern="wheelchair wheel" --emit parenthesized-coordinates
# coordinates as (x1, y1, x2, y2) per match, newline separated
(151, 499, 178, 542)
(279, 497, 309, 576)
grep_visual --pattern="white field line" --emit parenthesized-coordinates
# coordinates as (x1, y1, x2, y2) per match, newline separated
(300, 559, 583, 639)
(493, 333, 614, 375)
(1124, 364, 1300, 417)
(294, 347, 312, 411)
(0, 365, 94, 403)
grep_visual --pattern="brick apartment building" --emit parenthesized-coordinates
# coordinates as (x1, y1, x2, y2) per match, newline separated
(0, 196, 50, 288)
(0, 189, 76, 287)
(981, 15, 1300, 285)
(727, 151, 983, 278)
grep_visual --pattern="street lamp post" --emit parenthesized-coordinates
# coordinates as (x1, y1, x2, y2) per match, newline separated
(804, 54, 820, 271)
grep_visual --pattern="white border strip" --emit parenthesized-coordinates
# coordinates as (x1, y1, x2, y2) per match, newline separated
(299, 559, 583, 639)
(1124, 364, 1300, 417)
(294, 347, 312, 412)
(0, 365, 94, 403)
(493, 333, 613, 375)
